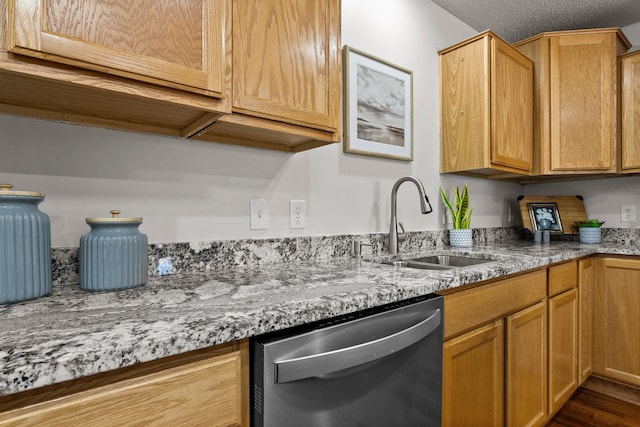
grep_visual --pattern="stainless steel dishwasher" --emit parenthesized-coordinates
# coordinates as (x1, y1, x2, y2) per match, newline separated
(251, 294, 443, 427)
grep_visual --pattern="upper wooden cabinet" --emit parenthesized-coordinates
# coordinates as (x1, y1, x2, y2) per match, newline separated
(7, 0, 226, 97)
(192, 0, 341, 152)
(620, 50, 640, 174)
(0, 0, 341, 152)
(514, 28, 631, 176)
(439, 30, 533, 179)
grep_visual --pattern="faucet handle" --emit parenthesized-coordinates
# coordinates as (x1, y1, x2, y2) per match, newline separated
(398, 222, 406, 234)
(353, 241, 373, 257)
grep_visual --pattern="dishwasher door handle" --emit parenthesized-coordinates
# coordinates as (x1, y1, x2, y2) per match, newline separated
(274, 308, 441, 384)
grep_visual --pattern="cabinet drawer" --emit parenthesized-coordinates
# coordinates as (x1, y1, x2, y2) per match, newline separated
(444, 269, 546, 339)
(548, 261, 577, 297)
(0, 349, 244, 427)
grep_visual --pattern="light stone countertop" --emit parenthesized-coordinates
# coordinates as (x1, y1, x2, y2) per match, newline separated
(1, 241, 639, 397)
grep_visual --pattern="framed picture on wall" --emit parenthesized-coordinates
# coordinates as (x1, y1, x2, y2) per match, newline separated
(528, 202, 564, 233)
(342, 46, 413, 161)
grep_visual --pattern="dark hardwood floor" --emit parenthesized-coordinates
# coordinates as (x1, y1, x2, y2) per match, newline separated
(547, 388, 640, 426)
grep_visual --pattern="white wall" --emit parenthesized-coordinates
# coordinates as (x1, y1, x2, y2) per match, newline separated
(22, 2, 640, 246)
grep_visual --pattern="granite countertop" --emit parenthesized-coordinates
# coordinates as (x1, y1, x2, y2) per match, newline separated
(1, 241, 639, 397)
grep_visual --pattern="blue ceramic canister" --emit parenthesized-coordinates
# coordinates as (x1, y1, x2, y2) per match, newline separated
(80, 210, 148, 291)
(0, 184, 51, 304)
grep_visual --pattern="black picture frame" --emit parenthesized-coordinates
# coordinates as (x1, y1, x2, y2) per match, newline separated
(528, 202, 563, 233)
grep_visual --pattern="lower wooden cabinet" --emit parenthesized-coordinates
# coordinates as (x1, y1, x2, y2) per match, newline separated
(442, 260, 586, 427)
(548, 288, 578, 414)
(578, 258, 594, 383)
(0, 340, 249, 427)
(442, 269, 547, 427)
(594, 256, 640, 386)
(443, 320, 505, 427)
(506, 301, 547, 427)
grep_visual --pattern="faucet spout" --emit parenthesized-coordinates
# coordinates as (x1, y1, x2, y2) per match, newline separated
(389, 176, 433, 255)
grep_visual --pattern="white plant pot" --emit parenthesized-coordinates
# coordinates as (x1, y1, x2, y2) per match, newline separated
(449, 229, 473, 247)
(579, 227, 601, 244)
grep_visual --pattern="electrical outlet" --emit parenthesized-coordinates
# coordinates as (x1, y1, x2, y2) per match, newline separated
(250, 199, 269, 230)
(290, 200, 306, 229)
(621, 205, 636, 223)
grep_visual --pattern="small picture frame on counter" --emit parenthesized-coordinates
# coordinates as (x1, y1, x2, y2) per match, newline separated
(528, 202, 563, 233)
(342, 46, 413, 161)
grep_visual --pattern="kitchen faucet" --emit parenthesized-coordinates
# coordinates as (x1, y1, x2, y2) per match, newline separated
(389, 176, 433, 254)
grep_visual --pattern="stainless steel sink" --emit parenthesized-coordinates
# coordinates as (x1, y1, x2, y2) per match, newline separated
(383, 255, 494, 270)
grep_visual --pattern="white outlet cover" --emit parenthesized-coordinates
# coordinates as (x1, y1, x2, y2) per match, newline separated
(250, 199, 269, 230)
(621, 205, 636, 223)
(290, 200, 306, 229)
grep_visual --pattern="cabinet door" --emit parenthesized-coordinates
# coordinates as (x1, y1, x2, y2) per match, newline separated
(621, 51, 640, 173)
(0, 346, 246, 426)
(506, 301, 547, 427)
(548, 33, 617, 172)
(548, 288, 578, 415)
(491, 36, 533, 173)
(443, 320, 504, 427)
(578, 258, 594, 383)
(7, 0, 226, 96)
(594, 257, 640, 386)
(232, 0, 340, 131)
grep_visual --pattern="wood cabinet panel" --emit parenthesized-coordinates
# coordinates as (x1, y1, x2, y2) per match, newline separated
(439, 30, 533, 178)
(514, 28, 630, 176)
(548, 288, 579, 415)
(594, 257, 640, 386)
(444, 269, 546, 339)
(506, 301, 547, 427)
(548, 260, 577, 296)
(578, 258, 594, 383)
(443, 320, 504, 427)
(231, 0, 340, 131)
(621, 50, 640, 173)
(0, 341, 248, 427)
(491, 36, 533, 172)
(549, 34, 616, 171)
(7, 0, 227, 96)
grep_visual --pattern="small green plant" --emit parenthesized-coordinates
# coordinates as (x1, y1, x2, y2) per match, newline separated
(575, 219, 605, 228)
(441, 183, 473, 229)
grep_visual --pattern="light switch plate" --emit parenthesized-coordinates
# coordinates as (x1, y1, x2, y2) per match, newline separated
(250, 199, 269, 230)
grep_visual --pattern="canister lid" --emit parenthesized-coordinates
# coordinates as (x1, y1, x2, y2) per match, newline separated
(86, 210, 143, 224)
(0, 183, 45, 198)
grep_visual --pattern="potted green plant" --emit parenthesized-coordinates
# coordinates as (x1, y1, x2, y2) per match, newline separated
(575, 219, 605, 244)
(441, 183, 473, 247)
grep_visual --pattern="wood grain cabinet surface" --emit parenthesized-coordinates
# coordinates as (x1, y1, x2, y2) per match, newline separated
(441, 269, 547, 427)
(548, 287, 578, 415)
(620, 50, 640, 174)
(7, 0, 226, 97)
(441, 260, 589, 427)
(514, 28, 631, 176)
(0, 340, 249, 427)
(594, 256, 640, 387)
(506, 301, 547, 427)
(443, 320, 505, 427)
(191, 0, 342, 152)
(439, 30, 533, 179)
(0, 0, 342, 152)
(578, 258, 594, 384)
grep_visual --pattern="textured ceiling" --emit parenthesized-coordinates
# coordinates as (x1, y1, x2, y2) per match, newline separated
(431, 0, 640, 43)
